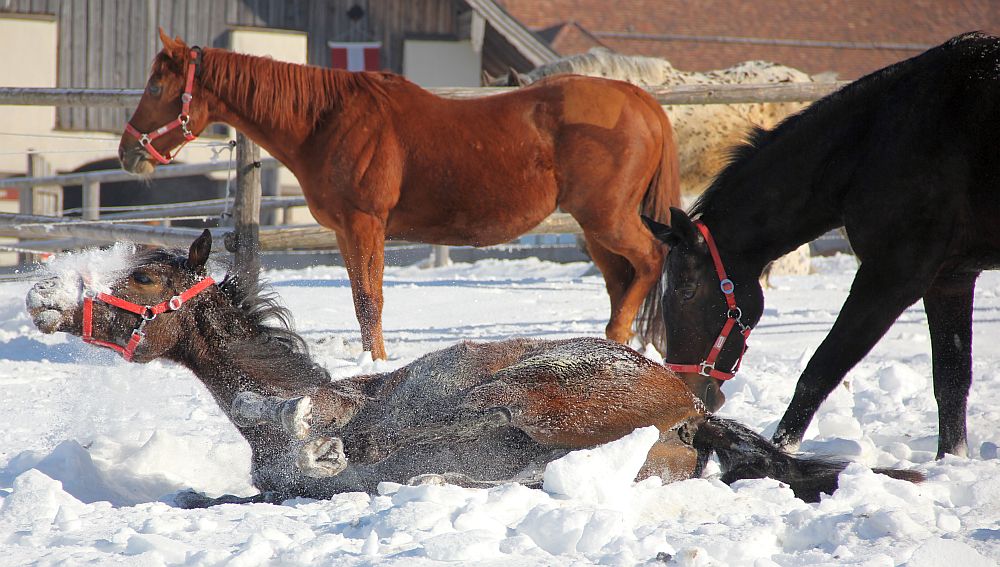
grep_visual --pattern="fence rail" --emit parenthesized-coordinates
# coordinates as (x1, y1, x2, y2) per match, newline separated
(0, 81, 849, 260)
(0, 81, 848, 108)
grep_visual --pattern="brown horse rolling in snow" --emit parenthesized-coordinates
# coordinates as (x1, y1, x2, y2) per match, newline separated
(26, 232, 920, 507)
(117, 30, 679, 359)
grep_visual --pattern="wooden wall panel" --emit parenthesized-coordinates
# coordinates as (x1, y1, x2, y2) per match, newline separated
(3, 0, 461, 132)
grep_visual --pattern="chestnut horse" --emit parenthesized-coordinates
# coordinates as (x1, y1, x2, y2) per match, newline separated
(643, 32, 1000, 458)
(118, 30, 679, 359)
(25, 232, 919, 506)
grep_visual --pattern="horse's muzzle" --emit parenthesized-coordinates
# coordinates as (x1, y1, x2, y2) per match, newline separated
(119, 145, 156, 175)
(26, 277, 80, 334)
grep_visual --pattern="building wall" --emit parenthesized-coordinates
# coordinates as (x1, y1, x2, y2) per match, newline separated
(0, 0, 463, 132)
(403, 40, 481, 87)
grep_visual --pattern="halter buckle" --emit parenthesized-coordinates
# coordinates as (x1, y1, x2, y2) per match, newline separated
(82, 288, 97, 299)
(699, 361, 716, 377)
(727, 307, 742, 321)
(168, 295, 183, 310)
(141, 307, 157, 321)
(720, 278, 735, 295)
(138, 133, 152, 147)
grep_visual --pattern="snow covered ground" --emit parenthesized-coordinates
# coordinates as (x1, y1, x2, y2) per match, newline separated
(1, 252, 998, 566)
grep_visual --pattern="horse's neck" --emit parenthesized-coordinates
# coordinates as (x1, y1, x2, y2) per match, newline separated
(171, 320, 327, 421)
(197, 50, 362, 170)
(697, 137, 845, 274)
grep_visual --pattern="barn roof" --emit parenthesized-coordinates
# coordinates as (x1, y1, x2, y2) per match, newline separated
(495, 0, 999, 78)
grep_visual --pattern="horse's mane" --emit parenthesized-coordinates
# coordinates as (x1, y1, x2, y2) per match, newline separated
(689, 31, 999, 219)
(158, 47, 394, 133)
(215, 269, 332, 389)
(134, 247, 329, 388)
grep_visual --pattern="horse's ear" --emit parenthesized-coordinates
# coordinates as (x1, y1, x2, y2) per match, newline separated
(667, 207, 701, 247)
(514, 71, 530, 87)
(158, 27, 176, 51)
(481, 70, 495, 86)
(187, 229, 212, 272)
(643, 208, 699, 248)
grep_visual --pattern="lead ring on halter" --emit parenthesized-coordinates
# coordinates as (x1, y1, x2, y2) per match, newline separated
(81, 276, 215, 362)
(124, 47, 202, 165)
(663, 220, 753, 381)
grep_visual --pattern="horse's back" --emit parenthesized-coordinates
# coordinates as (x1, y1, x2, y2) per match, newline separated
(383, 74, 671, 245)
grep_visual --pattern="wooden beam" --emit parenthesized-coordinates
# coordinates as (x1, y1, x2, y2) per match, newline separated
(0, 158, 280, 190)
(0, 213, 208, 248)
(0, 82, 849, 108)
(251, 213, 582, 252)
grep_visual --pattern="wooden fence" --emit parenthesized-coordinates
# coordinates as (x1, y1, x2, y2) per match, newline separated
(0, 81, 848, 264)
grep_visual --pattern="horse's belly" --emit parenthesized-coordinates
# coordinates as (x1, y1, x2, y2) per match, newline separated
(387, 204, 554, 246)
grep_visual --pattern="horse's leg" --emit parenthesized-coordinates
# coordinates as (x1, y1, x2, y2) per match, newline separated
(923, 270, 979, 458)
(580, 234, 633, 341)
(231, 391, 312, 439)
(296, 436, 349, 478)
(173, 489, 282, 509)
(336, 213, 387, 359)
(575, 217, 664, 344)
(772, 262, 933, 451)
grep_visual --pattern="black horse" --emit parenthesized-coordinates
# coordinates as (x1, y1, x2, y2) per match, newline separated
(644, 31, 1000, 459)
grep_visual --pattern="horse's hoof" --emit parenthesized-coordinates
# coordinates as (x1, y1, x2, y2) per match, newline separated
(172, 488, 213, 509)
(297, 436, 347, 478)
(408, 473, 447, 486)
(280, 396, 312, 440)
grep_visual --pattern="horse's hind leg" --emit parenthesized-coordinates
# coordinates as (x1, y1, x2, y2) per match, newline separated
(581, 235, 633, 341)
(923, 270, 979, 458)
(577, 219, 664, 345)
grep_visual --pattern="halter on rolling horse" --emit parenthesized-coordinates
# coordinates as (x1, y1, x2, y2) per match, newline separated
(81, 274, 215, 361)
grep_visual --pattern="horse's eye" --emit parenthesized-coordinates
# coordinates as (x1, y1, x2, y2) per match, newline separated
(148, 83, 162, 97)
(133, 272, 154, 285)
(677, 284, 697, 301)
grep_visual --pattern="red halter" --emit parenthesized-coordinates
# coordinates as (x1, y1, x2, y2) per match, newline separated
(664, 221, 752, 381)
(124, 48, 202, 165)
(82, 276, 215, 361)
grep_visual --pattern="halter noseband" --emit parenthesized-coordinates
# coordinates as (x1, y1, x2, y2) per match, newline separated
(664, 221, 752, 381)
(82, 276, 215, 361)
(124, 47, 202, 165)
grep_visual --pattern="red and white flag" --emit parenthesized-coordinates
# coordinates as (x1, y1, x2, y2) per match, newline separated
(329, 42, 381, 71)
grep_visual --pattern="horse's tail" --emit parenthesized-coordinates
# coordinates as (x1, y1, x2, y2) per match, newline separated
(692, 415, 924, 502)
(634, 102, 681, 353)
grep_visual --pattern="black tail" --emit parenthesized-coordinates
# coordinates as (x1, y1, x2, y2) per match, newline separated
(692, 416, 923, 502)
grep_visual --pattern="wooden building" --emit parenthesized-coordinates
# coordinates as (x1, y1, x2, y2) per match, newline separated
(0, 0, 555, 133)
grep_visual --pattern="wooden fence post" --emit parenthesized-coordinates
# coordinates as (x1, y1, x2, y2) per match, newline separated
(82, 180, 100, 221)
(230, 133, 262, 283)
(260, 165, 279, 226)
(19, 152, 53, 266)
